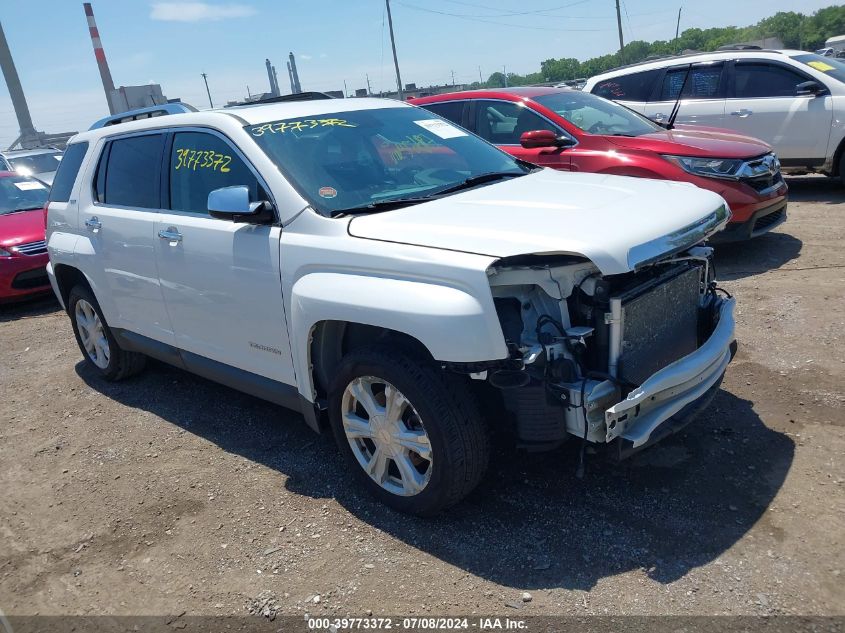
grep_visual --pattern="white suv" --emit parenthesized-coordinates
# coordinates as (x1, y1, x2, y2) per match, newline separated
(584, 50, 845, 182)
(45, 96, 736, 515)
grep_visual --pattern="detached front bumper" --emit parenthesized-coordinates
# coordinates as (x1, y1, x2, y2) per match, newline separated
(604, 297, 736, 450)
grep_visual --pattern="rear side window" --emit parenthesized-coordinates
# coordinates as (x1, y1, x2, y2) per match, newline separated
(420, 101, 465, 126)
(591, 69, 660, 102)
(49, 142, 88, 203)
(734, 62, 808, 98)
(660, 64, 725, 100)
(168, 131, 259, 215)
(100, 134, 164, 208)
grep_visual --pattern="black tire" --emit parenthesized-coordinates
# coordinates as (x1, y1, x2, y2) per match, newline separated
(67, 284, 146, 381)
(328, 345, 490, 516)
(839, 151, 845, 187)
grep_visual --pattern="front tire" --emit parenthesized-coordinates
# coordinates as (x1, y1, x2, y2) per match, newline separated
(68, 285, 146, 381)
(328, 346, 490, 516)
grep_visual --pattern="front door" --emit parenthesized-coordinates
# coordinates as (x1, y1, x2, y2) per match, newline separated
(154, 129, 295, 386)
(643, 62, 727, 128)
(726, 60, 833, 161)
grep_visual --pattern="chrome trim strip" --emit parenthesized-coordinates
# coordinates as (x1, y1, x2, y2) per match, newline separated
(627, 203, 731, 270)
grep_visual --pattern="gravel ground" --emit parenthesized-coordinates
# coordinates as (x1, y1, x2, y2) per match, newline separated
(1, 176, 843, 617)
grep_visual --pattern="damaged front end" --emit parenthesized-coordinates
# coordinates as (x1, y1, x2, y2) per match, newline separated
(483, 244, 735, 457)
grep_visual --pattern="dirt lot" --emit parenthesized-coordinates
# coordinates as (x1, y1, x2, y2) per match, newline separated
(1, 176, 843, 618)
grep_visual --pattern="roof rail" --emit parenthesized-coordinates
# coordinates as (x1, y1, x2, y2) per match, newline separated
(89, 102, 198, 130)
(226, 91, 335, 108)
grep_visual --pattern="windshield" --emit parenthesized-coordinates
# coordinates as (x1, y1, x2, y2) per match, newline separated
(534, 91, 662, 136)
(791, 53, 845, 84)
(0, 176, 49, 215)
(247, 106, 528, 215)
(8, 151, 62, 176)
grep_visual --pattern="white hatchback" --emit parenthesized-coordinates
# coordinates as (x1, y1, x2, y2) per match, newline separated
(584, 50, 845, 182)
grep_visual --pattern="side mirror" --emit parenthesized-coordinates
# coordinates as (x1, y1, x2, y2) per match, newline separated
(208, 185, 273, 223)
(520, 129, 575, 149)
(796, 80, 827, 97)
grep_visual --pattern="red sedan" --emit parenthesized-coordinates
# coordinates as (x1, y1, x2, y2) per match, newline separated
(411, 88, 787, 241)
(0, 172, 51, 302)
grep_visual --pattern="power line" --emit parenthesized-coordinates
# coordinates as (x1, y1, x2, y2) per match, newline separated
(393, 1, 605, 32)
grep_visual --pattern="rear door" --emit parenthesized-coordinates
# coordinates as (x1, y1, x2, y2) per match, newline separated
(643, 62, 727, 128)
(726, 59, 832, 161)
(590, 68, 662, 115)
(84, 132, 175, 344)
(468, 99, 572, 169)
(154, 128, 295, 385)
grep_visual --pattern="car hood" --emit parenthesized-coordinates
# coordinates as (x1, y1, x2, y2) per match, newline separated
(606, 126, 771, 159)
(347, 170, 730, 275)
(0, 208, 46, 249)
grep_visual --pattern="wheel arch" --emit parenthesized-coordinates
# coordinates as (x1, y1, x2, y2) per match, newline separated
(290, 271, 509, 404)
(52, 263, 96, 310)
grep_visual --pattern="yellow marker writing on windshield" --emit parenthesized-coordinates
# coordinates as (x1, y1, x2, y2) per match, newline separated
(251, 118, 357, 136)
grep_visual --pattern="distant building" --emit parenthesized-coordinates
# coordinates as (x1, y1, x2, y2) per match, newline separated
(109, 84, 169, 113)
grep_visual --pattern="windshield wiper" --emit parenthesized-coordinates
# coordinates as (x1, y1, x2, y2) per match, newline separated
(330, 196, 434, 217)
(432, 171, 524, 196)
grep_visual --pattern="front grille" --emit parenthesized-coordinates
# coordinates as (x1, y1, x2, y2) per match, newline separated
(744, 172, 784, 193)
(740, 154, 783, 193)
(11, 267, 49, 290)
(753, 207, 785, 233)
(12, 240, 47, 256)
(617, 266, 702, 385)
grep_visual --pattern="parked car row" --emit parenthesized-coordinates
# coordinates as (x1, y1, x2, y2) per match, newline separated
(3, 51, 818, 514)
(39, 93, 739, 514)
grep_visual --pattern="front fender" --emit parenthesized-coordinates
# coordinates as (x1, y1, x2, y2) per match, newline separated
(290, 272, 508, 399)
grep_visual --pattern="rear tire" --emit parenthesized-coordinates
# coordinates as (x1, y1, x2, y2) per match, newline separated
(328, 345, 490, 516)
(839, 151, 845, 187)
(68, 285, 146, 381)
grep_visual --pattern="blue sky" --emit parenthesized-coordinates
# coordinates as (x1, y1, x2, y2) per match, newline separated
(0, 0, 836, 147)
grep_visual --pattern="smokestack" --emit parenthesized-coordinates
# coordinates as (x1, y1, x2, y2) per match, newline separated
(83, 2, 117, 114)
(265, 58, 279, 97)
(272, 65, 279, 96)
(288, 51, 301, 93)
(0, 20, 37, 143)
(286, 61, 294, 94)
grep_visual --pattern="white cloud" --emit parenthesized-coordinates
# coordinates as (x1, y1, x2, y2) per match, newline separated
(300, 54, 312, 61)
(150, 2, 256, 22)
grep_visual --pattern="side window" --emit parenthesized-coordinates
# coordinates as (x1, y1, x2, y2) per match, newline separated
(473, 100, 558, 145)
(734, 62, 808, 98)
(591, 69, 660, 102)
(49, 141, 88, 203)
(421, 101, 465, 126)
(101, 134, 164, 208)
(659, 64, 725, 100)
(168, 131, 259, 215)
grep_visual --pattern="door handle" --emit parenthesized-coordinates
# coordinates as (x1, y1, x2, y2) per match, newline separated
(84, 217, 102, 232)
(730, 109, 753, 118)
(158, 227, 182, 244)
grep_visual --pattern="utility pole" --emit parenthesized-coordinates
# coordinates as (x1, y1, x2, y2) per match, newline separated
(451, 70, 455, 86)
(478, 65, 483, 84)
(615, 0, 625, 60)
(385, 0, 403, 100)
(675, 6, 682, 40)
(503, 65, 508, 88)
(201, 72, 213, 108)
